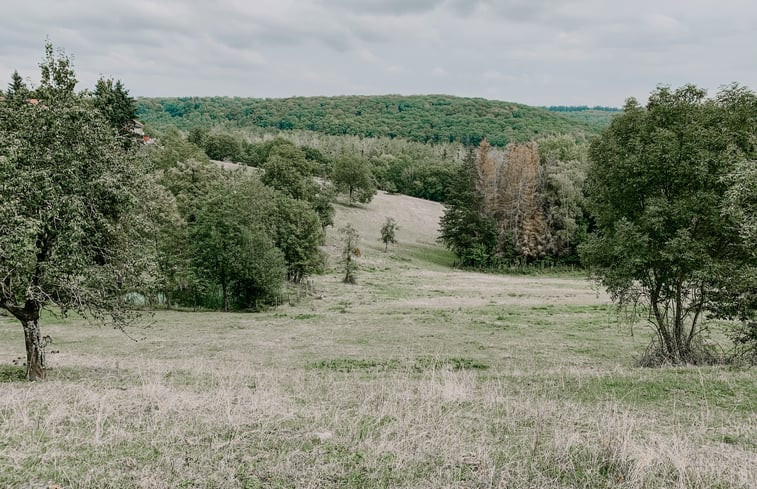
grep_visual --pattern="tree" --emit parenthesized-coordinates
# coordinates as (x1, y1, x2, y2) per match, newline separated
(261, 143, 316, 201)
(5, 70, 29, 101)
(0, 43, 157, 380)
(332, 154, 377, 204)
(203, 132, 242, 161)
(581, 84, 756, 365)
(93, 77, 138, 147)
(496, 142, 548, 261)
(379, 217, 398, 252)
(190, 177, 284, 311)
(438, 148, 498, 267)
(187, 126, 209, 148)
(147, 126, 210, 172)
(538, 135, 590, 262)
(339, 225, 360, 284)
(311, 181, 337, 231)
(267, 195, 325, 283)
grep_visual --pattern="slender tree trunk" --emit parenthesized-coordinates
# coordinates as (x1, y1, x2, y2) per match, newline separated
(22, 318, 46, 381)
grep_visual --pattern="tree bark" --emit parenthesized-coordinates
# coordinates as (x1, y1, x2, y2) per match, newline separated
(22, 318, 46, 381)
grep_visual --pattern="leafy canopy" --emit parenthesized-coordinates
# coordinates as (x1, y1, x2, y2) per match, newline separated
(0, 43, 157, 379)
(581, 84, 756, 364)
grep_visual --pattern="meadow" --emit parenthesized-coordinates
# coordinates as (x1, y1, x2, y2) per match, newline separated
(1, 192, 754, 488)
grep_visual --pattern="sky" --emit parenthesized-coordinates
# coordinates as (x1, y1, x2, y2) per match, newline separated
(1, 0, 755, 107)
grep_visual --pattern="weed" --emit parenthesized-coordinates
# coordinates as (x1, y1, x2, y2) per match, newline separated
(0, 365, 25, 382)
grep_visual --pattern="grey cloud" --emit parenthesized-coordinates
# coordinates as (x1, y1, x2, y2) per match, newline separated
(317, 0, 444, 15)
(1, 0, 755, 105)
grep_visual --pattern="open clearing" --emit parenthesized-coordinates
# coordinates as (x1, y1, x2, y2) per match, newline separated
(1, 192, 755, 488)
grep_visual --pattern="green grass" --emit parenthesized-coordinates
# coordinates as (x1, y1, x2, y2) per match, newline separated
(404, 244, 457, 268)
(0, 245, 754, 488)
(0, 364, 25, 382)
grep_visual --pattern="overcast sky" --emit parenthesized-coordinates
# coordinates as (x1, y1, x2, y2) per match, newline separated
(1, 0, 755, 106)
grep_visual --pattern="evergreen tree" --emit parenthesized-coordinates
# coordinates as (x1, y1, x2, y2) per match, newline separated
(5, 70, 29, 101)
(93, 77, 138, 146)
(438, 148, 498, 267)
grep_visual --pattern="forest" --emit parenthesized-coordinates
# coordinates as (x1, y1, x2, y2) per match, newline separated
(135, 94, 608, 147)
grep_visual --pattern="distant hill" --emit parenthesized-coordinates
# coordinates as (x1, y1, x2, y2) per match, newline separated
(136, 95, 607, 147)
(543, 105, 620, 128)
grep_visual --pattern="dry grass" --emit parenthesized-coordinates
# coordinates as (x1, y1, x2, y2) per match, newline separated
(0, 194, 755, 488)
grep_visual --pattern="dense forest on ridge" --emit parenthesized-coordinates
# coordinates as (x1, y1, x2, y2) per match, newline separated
(136, 95, 613, 146)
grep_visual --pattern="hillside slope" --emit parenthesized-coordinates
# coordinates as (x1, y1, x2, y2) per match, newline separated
(330, 191, 444, 251)
(137, 94, 603, 146)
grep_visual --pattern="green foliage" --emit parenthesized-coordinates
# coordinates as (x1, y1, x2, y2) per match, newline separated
(202, 132, 242, 161)
(379, 217, 398, 252)
(545, 106, 621, 130)
(187, 126, 209, 147)
(310, 181, 336, 230)
(374, 154, 457, 202)
(5, 70, 29, 101)
(190, 176, 285, 310)
(93, 77, 138, 147)
(258, 139, 336, 232)
(538, 134, 590, 263)
(0, 43, 156, 317)
(0, 43, 158, 378)
(581, 84, 757, 365)
(153, 133, 329, 301)
(332, 154, 377, 204)
(136, 95, 600, 146)
(36, 42, 77, 99)
(146, 126, 210, 171)
(261, 143, 316, 200)
(266, 195, 325, 283)
(438, 149, 498, 267)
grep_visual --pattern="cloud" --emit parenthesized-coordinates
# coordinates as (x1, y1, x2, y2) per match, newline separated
(317, 0, 443, 15)
(431, 67, 448, 78)
(0, 0, 754, 105)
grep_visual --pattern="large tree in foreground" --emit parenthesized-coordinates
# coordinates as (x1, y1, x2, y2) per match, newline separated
(581, 84, 756, 365)
(0, 44, 155, 380)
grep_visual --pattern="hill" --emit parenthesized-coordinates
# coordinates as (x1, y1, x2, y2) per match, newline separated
(3, 190, 754, 488)
(544, 106, 620, 128)
(136, 94, 605, 146)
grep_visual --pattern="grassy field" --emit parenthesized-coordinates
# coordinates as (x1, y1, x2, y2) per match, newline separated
(1, 193, 755, 488)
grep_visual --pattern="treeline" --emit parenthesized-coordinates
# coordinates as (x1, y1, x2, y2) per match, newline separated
(136, 94, 604, 147)
(545, 105, 621, 112)
(439, 135, 589, 268)
(179, 126, 464, 203)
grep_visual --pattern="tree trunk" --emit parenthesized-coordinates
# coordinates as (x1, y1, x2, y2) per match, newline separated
(22, 318, 46, 381)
